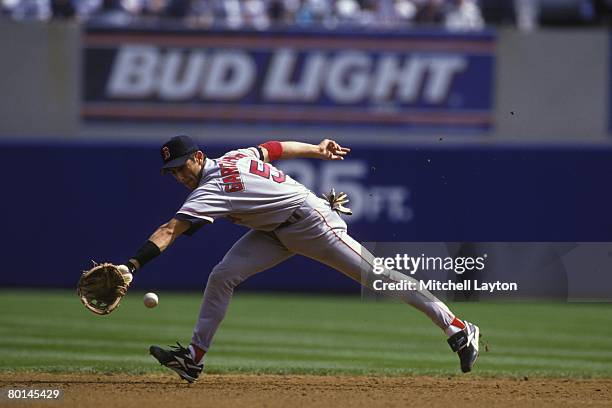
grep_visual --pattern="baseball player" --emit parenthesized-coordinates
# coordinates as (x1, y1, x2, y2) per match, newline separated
(120, 135, 480, 382)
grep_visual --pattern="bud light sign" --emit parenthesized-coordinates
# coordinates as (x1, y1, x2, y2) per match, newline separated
(83, 28, 495, 131)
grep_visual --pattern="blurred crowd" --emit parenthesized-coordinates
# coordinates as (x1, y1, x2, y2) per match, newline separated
(1, 0, 611, 31)
(0, 0, 486, 31)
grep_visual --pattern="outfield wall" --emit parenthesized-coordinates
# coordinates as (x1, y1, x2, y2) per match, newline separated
(1, 143, 611, 293)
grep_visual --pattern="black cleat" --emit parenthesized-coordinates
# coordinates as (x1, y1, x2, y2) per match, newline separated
(447, 321, 480, 373)
(149, 342, 203, 383)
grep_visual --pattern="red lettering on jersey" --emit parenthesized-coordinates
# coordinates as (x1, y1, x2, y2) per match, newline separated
(225, 183, 244, 193)
(221, 167, 239, 177)
(272, 170, 286, 183)
(221, 153, 247, 165)
(249, 161, 271, 178)
(248, 160, 286, 184)
(223, 174, 240, 183)
(218, 153, 247, 193)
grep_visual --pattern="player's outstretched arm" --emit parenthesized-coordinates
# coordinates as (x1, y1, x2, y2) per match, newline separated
(77, 218, 191, 315)
(260, 140, 350, 162)
(127, 218, 191, 270)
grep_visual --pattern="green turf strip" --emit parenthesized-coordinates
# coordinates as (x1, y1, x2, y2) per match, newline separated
(0, 290, 610, 378)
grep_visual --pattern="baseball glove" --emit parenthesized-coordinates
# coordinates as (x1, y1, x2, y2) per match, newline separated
(322, 188, 353, 215)
(77, 262, 133, 315)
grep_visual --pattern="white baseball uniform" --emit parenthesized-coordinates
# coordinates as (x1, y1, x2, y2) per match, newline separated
(174, 147, 457, 352)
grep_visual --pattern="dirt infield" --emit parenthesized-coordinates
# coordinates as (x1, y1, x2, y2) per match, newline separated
(1, 373, 611, 408)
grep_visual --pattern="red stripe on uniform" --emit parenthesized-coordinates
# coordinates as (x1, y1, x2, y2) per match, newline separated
(313, 208, 455, 323)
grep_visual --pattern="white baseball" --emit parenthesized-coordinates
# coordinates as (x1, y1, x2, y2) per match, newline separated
(143, 292, 159, 308)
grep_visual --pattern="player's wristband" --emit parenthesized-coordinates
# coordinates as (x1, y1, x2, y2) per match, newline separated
(131, 240, 161, 269)
(260, 141, 283, 161)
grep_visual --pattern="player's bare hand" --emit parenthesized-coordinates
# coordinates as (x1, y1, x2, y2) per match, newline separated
(317, 139, 351, 160)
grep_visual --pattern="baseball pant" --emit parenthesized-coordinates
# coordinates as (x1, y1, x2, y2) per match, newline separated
(191, 193, 456, 351)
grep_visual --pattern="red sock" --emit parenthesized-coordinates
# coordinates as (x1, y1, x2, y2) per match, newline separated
(189, 344, 206, 364)
(445, 317, 466, 336)
(451, 317, 466, 330)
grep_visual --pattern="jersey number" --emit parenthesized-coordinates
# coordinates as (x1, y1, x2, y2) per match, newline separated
(249, 160, 286, 183)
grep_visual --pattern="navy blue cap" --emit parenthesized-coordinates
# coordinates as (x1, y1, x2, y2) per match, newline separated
(160, 135, 199, 174)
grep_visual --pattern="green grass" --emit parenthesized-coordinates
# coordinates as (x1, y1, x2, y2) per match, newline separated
(0, 290, 611, 378)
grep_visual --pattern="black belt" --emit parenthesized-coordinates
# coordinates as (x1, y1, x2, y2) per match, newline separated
(278, 209, 303, 228)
